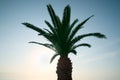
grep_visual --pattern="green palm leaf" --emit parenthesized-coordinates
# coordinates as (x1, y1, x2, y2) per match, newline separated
(43, 28, 53, 35)
(71, 33, 106, 45)
(62, 5, 71, 27)
(68, 43, 91, 55)
(69, 49, 77, 55)
(69, 19, 79, 32)
(22, 22, 55, 43)
(65, 19, 78, 41)
(69, 15, 94, 41)
(44, 20, 59, 40)
(29, 41, 55, 51)
(72, 43, 91, 50)
(47, 4, 61, 28)
(45, 20, 56, 34)
(50, 53, 59, 63)
(22, 22, 46, 34)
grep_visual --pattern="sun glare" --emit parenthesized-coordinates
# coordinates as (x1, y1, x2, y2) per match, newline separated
(26, 45, 54, 67)
(18, 45, 57, 80)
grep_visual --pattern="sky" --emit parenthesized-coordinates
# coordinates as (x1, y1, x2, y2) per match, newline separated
(0, 0, 120, 80)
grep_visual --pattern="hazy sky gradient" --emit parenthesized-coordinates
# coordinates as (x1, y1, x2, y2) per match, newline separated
(0, 0, 120, 80)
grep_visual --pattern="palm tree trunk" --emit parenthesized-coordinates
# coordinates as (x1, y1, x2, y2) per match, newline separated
(56, 56, 72, 80)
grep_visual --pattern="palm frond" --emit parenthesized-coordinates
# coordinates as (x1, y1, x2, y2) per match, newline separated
(43, 28, 53, 35)
(70, 19, 79, 31)
(50, 53, 59, 63)
(71, 32, 106, 45)
(22, 22, 56, 43)
(29, 41, 55, 51)
(22, 22, 46, 34)
(62, 5, 71, 26)
(72, 43, 91, 50)
(68, 15, 94, 41)
(66, 19, 78, 40)
(69, 49, 77, 55)
(47, 4, 60, 28)
(45, 20, 55, 33)
(56, 15, 62, 28)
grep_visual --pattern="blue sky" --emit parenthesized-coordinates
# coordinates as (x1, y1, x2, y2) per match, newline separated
(0, 0, 120, 80)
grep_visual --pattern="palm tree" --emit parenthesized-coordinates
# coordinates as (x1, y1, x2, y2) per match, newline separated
(22, 4, 106, 80)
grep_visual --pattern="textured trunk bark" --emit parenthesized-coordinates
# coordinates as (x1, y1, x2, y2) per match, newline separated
(56, 56, 72, 80)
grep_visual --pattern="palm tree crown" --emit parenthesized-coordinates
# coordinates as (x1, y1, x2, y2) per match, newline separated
(22, 4, 106, 63)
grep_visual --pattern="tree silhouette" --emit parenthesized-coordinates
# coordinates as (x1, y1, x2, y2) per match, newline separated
(22, 4, 106, 80)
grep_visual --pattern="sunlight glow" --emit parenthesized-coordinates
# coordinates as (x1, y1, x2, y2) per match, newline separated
(0, 45, 57, 80)
(26, 45, 54, 68)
